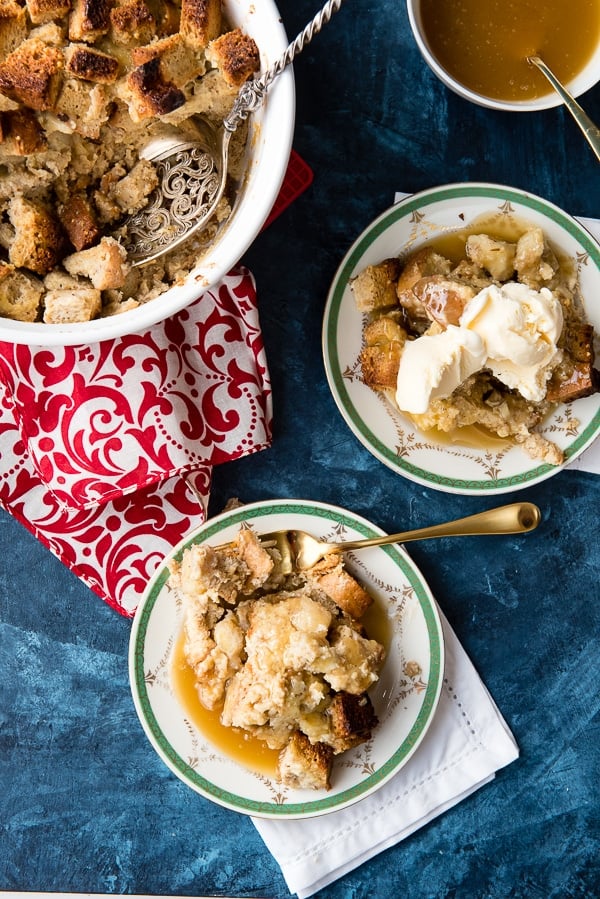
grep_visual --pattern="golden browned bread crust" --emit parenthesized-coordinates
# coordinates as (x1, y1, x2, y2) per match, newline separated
(130, 32, 203, 87)
(359, 313, 407, 390)
(109, 0, 156, 46)
(43, 284, 102, 323)
(68, 0, 111, 42)
(278, 731, 333, 791)
(65, 43, 120, 82)
(8, 196, 64, 274)
(125, 56, 185, 118)
(0, 2, 28, 57)
(207, 28, 260, 88)
(180, 0, 221, 50)
(350, 258, 401, 312)
(0, 107, 46, 154)
(26, 0, 71, 26)
(0, 36, 63, 111)
(0, 261, 43, 321)
(327, 691, 378, 752)
(306, 554, 373, 619)
(58, 193, 101, 250)
(62, 235, 129, 289)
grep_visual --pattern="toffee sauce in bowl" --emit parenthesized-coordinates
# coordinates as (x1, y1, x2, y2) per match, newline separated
(409, 0, 600, 110)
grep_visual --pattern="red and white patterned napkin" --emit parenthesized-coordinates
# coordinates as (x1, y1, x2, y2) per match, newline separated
(0, 152, 314, 617)
(0, 267, 272, 617)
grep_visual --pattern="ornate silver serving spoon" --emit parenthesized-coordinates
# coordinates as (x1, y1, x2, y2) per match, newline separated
(125, 0, 345, 266)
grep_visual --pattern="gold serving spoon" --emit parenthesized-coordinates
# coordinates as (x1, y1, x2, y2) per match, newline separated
(527, 56, 600, 163)
(247, 501, 541, 572)
(124, 0, 346, 265)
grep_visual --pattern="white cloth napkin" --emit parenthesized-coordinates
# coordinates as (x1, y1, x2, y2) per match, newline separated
(253, 611, 518, 898)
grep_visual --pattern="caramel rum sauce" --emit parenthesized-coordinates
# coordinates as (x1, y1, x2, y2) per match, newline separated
(420, 0, 600, 101)
(172, 631, 280, 777)
(171, 595, 390, 779)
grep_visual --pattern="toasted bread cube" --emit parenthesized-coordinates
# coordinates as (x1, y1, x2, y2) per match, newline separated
(206, 28, 260, 88)
(107, 158, 158, 215)
(180, 0, 221, 50)
(515, 227, 558, 285)
(359, 342, 402, 390)
(326, 692, 378, 752)
(306, 554, 373, 618)
(546, 362, 599, 403)
(43, 285, 101, 323)
(64, 43, 120, 83)
(63, 236, 129, 290)
(26, 0, 71, 26)
(465, 233, 516, 281)
(69, 0, 111, 42)
(8, 196, 64, 275)
(412, 275, 477, 327)
(124, 56, 185, 119)
(54, 78, 111, 138)
(351, 258, 401, 312)
(0, 262, 43, 322)
(131, 33, 203, 88)
(0, 1, 28, 57)
(234, 528, 275, 591)
(0, 36, 63, 111)
(0, 108, 46, 154)
(278, 731, 333, 791)
(358, 312, 407, 390)
(396, 246, 453, 319)
(110, 0, 156, 45)
(59, 193, 100, 250)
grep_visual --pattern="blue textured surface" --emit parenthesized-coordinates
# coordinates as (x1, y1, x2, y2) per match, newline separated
(1, 1, 600, 896)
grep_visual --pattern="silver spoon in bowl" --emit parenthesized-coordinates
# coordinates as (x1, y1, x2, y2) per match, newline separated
(527, 55, 600, 163)
(124, 0, 346, 266)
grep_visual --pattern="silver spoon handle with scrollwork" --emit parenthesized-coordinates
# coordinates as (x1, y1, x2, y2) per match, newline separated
(224, 0, 345, 132)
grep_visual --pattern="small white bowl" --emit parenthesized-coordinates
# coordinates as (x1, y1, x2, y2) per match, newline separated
(406, 0, 600, 112)
(0, 0, 295, 346)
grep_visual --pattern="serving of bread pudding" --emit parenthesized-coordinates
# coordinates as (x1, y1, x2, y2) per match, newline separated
(0, 0, 260, 324)
(351, 224, 600, 466)
(168, 526, 386, 791)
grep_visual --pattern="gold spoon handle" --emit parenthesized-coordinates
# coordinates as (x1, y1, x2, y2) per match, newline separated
(333, 502, 541, 552)
(528, 56, 600, 164)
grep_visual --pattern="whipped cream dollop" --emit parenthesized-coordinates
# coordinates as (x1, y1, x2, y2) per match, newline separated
(395, 282, 564, 414)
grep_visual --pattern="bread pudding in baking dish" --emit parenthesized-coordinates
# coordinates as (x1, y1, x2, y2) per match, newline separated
(0, 0, 260, 324)
(351, 221, 600, 465)
(168, 526, 386, 791)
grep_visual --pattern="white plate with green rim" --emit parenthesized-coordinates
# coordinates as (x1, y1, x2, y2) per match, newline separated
(129, 498, 445, 819)
(322, 182, 600, 495)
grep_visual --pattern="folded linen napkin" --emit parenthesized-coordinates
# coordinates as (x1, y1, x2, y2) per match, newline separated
(253, 610, 519, 898)
(0, 267, 272, 616)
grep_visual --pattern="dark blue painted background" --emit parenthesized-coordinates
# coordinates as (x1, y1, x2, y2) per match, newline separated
(1, 1, 599, 896)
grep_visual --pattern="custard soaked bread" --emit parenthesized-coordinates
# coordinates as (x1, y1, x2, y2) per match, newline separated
(169, 528, 385, 791)
(351, 226, 600, 465)
(0, 0, 260, 324)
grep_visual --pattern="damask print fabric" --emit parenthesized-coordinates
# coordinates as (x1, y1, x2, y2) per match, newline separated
(0, 268, 273, 617)
(0, 268, 272, 510)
